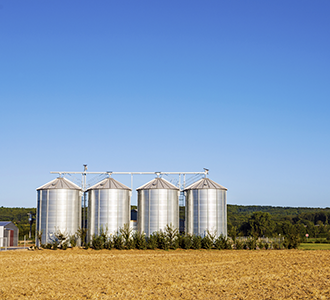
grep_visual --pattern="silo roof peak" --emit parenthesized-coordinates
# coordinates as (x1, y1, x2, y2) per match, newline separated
(136, 177, 179, 190)
(36, 177, 82, 190)
(184, 178, 227, 190)
(87, 177, 131, 191)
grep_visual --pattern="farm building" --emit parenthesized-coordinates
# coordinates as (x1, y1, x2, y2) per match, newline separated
(0, 221, 19, 247)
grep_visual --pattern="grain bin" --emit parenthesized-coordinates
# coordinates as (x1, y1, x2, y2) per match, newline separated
(137, 177, 179, 236)
(87, 177, 131, 241)
(184, 178, 227, 237)
(36, 177, 82, 246)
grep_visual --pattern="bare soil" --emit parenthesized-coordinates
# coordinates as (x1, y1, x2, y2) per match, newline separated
(1, 249, 329, 299)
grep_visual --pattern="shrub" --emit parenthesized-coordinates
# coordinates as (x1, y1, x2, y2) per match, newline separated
(247, 238, 257, 250)
(157, 231, 169, 250)
(113, 234, 125, 250)
(264, 242, 270, 250)
(104, 236, 113, 250)
(235, 240, 244, 250)
(126, 238, 135, 249)
(44, 243, 52, 249)
(173, 234, 181, 250)
(201, 235, 213, 250)
(99, 226, 108, 248)
(214, 236, 223, 250)
(52, 240, 59, 250)
(165, 224, 179, 250)
(120, 224, 135, 249)
(53, 229, 68, 249)
(273, 243, 280, 250)
(69, 234, 77, 248)
(180, 234, 193, 250)
(147, 233, 158, 250)
(215, 235, 231, 250)
(257, 241, 264, 250)
(62, 241, 68, 250)
(283, 236, 299, 249)
(192, 235, 202, 250)
(76, 228, 88, 247)
(133, 232, 147, 250)
(202, 230, 216, 250)
(91, 234, 104, 250)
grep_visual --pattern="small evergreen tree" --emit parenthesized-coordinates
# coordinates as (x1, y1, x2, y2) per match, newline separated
(157, 231, 169, 250)
(146, 233, 158, 250)
(164, 224, 179, 249)
(192, 235, 202, 250)
(214, 235, 231, 250)
(91, 234, 103, 250)
(76, 227, 88, 247)
(120, 224, 134, 249)
(180, 234, 193, 250)
(113, 234, 125, 250)
(133, 231, 147, 250)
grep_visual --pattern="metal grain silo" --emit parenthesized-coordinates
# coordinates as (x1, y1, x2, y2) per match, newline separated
(87, 177, 131, 241)
(36, 177, 82, 246)
(184, 178, 227, 237)
(137, 177, 179, 236)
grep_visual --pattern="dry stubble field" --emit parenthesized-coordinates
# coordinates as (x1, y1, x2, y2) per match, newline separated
(1, 249, 330, 299)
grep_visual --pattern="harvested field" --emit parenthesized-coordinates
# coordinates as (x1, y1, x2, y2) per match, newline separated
(1, 249, 330, 299)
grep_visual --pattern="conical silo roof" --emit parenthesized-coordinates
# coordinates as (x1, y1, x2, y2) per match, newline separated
(87, 177, 131, 191)
(36, 177, 82, 190)
(136, 177, 179, 190)
(184, 178, 227, 191)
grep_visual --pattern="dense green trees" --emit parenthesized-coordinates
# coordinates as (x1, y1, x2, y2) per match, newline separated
(247, 212, 274, 237)
(2, 204, 330, 243)
(226, 205, 330, 241)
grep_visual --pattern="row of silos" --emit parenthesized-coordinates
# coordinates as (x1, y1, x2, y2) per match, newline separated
(36, 175, 227, 245)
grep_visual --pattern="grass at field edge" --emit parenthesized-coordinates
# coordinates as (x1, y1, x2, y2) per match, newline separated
(299, 243, 330, 250)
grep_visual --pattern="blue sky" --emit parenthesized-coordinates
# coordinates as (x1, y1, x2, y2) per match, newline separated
(0, 1, 329, 207)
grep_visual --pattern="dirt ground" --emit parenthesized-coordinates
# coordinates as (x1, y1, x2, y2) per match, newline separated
(0, 249, 329, 299)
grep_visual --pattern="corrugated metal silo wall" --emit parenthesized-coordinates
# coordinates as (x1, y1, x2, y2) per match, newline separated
(36, 189, 81, 245)
(185, 189, 227, 237)
(87, 189, 130, 241)
(138, 189, 179, 236)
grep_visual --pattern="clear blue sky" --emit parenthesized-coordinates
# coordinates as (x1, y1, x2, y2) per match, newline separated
(0, 1, 329, 208)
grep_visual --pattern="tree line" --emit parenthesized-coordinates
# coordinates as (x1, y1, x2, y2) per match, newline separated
(227, 205, 330, 242)
(2, 204, 330, 242)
